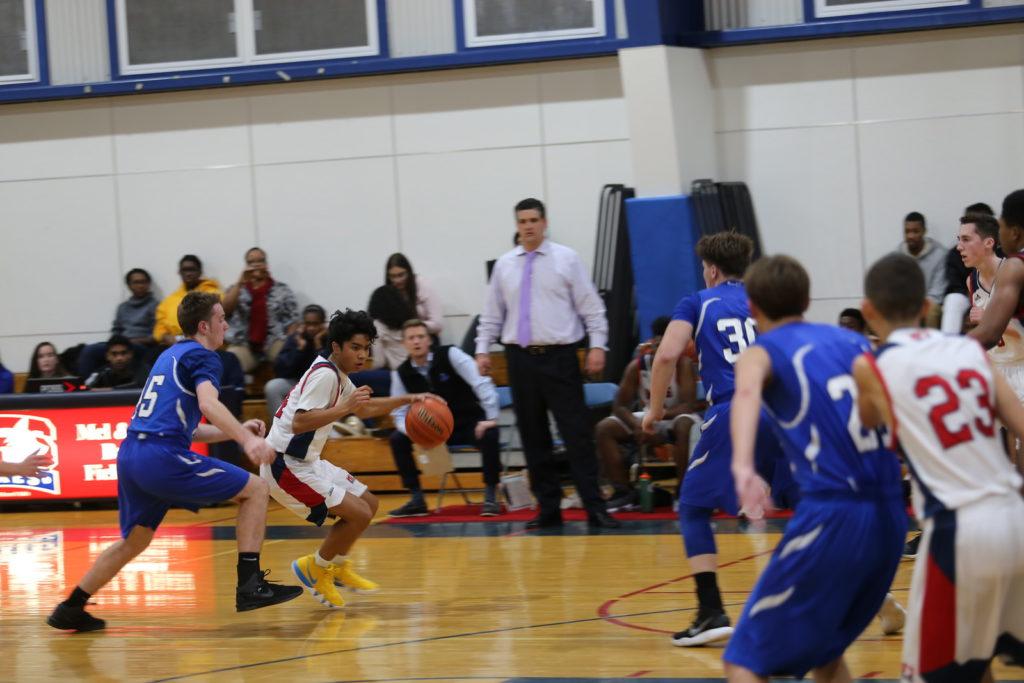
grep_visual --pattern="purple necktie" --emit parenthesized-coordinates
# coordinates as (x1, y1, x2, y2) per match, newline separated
(517, 250, 537, 346)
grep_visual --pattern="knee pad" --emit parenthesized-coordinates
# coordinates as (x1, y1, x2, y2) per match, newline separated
(678, 503, 716, 557)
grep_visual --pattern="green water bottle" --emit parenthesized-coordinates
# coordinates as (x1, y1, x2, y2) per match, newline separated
(637, 472, 653, 513)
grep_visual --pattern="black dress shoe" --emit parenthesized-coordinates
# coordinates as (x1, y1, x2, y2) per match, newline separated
(525, 514, 563, 529)
(587, 511, 621, 528)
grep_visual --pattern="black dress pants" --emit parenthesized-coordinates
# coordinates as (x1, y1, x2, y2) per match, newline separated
(506, 345, 606, 518)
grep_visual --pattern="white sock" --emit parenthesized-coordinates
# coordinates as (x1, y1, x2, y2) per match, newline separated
(332, 555, 348, 564)
(314, 551, 332, 568)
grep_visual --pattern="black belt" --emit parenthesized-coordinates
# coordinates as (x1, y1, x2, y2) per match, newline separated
(506, 343, 577, 355)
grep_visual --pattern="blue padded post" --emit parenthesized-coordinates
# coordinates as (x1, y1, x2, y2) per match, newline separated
(625, 194, 702, 338)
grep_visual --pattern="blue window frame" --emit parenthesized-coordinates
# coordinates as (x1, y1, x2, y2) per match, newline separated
(112, 0, 382, 77)
(0, 0, 42, 84)
(810, 0, 974, 20)
(460, 0, 613, 49)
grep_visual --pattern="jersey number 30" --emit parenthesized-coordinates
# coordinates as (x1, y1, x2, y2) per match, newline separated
(718, 317, 757, 364)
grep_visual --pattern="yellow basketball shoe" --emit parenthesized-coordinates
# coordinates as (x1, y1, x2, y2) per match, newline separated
(292, 554, 346, 609)
(332, 559, 380, 594)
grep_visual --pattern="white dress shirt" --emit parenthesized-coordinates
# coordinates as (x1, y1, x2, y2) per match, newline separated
(390, 347, 500, 434)
(475, 239, 608, 354)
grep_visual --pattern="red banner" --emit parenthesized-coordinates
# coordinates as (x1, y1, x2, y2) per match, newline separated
(0, 406, 207, 501)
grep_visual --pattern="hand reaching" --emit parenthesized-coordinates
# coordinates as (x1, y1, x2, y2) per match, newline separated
(0, 453, 53, 478)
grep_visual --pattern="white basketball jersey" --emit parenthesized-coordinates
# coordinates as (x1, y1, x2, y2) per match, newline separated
(873, 328, 1023, 518)
(638, 353, 681, 411)
(970, 264, 1024, 367)
(266, 356, 356, 462)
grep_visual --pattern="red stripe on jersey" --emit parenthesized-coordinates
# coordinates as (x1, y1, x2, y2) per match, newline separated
(863, 351, 899, 451)
(919, 552, 957, 675)
(276, 466, 325, 508)
(300, 362, 339, 395)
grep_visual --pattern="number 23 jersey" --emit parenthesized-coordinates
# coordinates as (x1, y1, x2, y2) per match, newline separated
(672, 280, 755, 405)
(872, 328, 1023, 518)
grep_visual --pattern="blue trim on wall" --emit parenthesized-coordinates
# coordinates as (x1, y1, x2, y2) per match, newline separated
(690, 5, 1024, 46)
(34, 0, 49, 85)
(105, 0, 120, 78)
(375, 0, 390, 58)
(622, 0, 703, 46)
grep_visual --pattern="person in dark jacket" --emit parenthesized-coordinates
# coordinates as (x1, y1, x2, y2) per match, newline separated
(262, 304, 327, 421)
(387, 319, 503, 518)
(85, 335, 150, 389)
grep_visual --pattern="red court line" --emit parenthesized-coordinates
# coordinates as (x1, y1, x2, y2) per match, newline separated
(597, 550, 774, 634)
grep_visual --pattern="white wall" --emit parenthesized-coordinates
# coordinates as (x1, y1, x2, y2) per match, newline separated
(709, 24, 1024, 323)
(0, 57, 631, 372)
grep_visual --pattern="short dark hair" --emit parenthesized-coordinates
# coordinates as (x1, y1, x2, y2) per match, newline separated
(838, 308, 866, 332)
(651, 316, 671, 338)
(904, 211, 926, 227)
(864, 253, 925, 321)
(124, 268, 151, 287)
(696, 232, 754, 278)
(178, 291, 220, 336)
(302, 304, 326, 320)
(326, 309, 377, 349)
(245, 246, 265, 259)
(1002, 189, 1024, 230)
(179, 254, 202, 271)
(401, 318, 429, 335)
(961, 213, 999, 242)
(514, 197, 546, 218)
(368, 284, 416, 330)
(744, 255, 810, 320)
(106, 335, 132, 352)
(965, 202, 994, 216)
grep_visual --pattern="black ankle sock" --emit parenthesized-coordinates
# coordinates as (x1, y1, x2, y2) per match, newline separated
(64, 586, 90, 609)
(237, 552, 261, 586)
(694, 571, 724, 613)
(409, 489, 425, 505)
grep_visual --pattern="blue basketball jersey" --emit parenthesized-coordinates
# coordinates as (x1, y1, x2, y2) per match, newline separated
(127, 340, 222, 447)
(756, 322, 902, 496)
(672, 280, 755, 404)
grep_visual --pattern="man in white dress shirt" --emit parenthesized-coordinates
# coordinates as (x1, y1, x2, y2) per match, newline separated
(476, 198, 619, 529)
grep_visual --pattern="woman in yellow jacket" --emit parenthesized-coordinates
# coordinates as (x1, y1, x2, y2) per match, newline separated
(153, 254, 222, 345)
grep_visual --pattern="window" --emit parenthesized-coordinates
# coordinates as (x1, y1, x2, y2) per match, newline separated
(115, 0, 379, 75)
(0, 0, 39, 84)
(813, 0, 970, 19)
(463, 0, 607, 48)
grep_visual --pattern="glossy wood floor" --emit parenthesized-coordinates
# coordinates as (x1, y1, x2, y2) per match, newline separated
(1, 497, 1019, 683)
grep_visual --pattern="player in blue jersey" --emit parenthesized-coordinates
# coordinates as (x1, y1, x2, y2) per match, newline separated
(643, 232, 795, 647)
(724, 255, 906, 682)
(47, 291, 302, 632)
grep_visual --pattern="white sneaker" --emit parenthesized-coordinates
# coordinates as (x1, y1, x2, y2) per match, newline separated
(878, 592, 906, 635)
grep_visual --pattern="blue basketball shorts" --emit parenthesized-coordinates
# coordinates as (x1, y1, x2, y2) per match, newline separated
(723, 493, 907, 678)
(116, 432, 251, 538)
(680, 401, 790, 515)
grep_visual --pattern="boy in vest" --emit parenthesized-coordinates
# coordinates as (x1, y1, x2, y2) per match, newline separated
(388, 319, 502, 517)
(262, 309, 438, 609)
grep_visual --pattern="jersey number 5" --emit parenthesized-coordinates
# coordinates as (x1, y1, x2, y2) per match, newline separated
(718, 317, 757, 364)
(914, 370, 995, 449)
(134, 375, 165, 418)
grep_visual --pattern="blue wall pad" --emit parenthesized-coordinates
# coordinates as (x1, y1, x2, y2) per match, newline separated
(625, 195, 701, 339)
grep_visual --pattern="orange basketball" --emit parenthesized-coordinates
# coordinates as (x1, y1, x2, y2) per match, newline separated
(405, 398, 454, 449)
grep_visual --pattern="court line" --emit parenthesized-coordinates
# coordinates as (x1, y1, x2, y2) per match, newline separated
(596, 550, 775, 635)
(147, 604, 725, 682)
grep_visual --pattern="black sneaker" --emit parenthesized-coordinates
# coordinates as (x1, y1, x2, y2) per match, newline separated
(903, 532, 922, 559)
(47, 603, 106, 632)
(606, 490, 637, 512)
(671, 611, 734, 647)
(236, 570, 303, 612)
(388, 499, 429, 518)
(480, 501, 502, 517)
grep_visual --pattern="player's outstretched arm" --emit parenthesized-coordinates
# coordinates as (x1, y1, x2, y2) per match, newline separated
(642, 320, 692, 432)
(0, 453, 53, 478)
(291, 385, 374, 434)
(354, 393, 442, 419)
(970, 258, 1024, 349)
(730, 346, 772, 512)
(196, 381, 275, 465)
(991, 369, 1024, 464)
(852, 355, 892, 432)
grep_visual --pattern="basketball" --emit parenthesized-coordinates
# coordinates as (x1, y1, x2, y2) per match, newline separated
(405, 398, 454, 449)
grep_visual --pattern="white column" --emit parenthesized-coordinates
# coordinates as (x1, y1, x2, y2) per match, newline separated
(619, 45, 717, 197)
